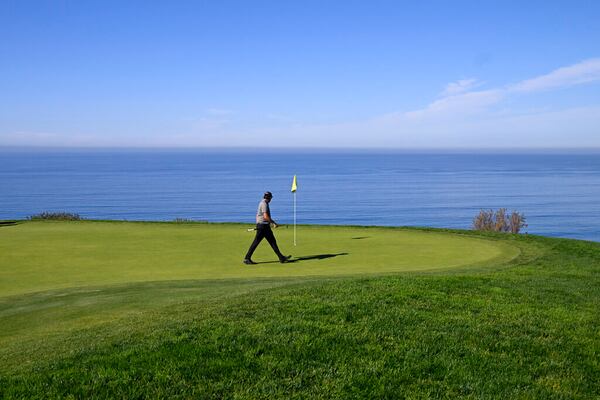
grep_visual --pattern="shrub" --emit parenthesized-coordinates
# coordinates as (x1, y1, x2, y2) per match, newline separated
(473, 208, 527, 234)
(28, 212, 82, 221)
(173, 218, 208, 224)
(473, 209, 494, 231)
(508, 210, 527, 234)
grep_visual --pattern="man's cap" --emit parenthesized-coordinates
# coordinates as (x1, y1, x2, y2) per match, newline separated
(264, 191, 273, 199)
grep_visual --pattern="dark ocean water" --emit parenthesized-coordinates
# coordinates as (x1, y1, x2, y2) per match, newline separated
(1, 149, 599, 242)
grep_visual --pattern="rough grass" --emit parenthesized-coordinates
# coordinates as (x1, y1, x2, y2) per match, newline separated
(0, 221, 598, 399)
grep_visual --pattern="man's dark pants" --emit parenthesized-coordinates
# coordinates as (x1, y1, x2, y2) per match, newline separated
(245, 223, 285, 261)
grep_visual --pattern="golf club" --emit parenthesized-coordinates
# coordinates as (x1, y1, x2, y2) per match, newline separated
(245, 224, 285, 232)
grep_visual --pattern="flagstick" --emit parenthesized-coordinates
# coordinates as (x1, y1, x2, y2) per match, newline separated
(293, 191, 297, 246)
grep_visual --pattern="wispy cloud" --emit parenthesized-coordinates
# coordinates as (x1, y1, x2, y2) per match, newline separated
(395, 58, 600, 121)
(3, 60, 598, 149)
(440, 78, 482, 97)
(261, 58, 600, 148)
(509, 58, 600, 93)
(401, 89, 504, 120)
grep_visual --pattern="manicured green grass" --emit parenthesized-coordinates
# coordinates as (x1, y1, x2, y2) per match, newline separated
(0, 221, 598, 398)
(0, 220, 518, 297)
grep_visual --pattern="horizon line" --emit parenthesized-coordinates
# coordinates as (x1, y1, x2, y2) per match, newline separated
(1, 145, 600, 154)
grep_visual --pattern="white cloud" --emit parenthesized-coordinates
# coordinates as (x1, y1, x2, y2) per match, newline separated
(440, 78, 482, 97)
(510, 58, 600, 93)
(254, 58, 600, 148)
(389, 58, 600, 123)
(401, 89, 505, 120)
(3, 59, 598, 149)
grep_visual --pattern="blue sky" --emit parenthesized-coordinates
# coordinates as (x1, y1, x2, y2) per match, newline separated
(1, 1, 600, 148)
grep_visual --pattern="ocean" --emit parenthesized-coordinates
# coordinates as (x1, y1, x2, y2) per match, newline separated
(1, 148, 599, 242)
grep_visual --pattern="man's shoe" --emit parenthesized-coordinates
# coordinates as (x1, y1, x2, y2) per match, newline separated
(280, 255, 292, 263)
(243, 259, 257, 265)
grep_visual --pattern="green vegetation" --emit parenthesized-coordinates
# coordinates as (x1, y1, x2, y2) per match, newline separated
(0, 221, 598, 398)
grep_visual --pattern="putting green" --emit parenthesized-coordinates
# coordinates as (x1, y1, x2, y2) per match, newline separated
(0, 221, 519, 298)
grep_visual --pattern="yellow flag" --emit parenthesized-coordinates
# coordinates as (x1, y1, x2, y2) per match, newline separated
(291, 175, 298, 192)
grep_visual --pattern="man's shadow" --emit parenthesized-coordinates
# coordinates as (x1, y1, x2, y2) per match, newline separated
(293, 253, 349, 261)
(255, 253, 348, 264)
(0, 221, 19, 228)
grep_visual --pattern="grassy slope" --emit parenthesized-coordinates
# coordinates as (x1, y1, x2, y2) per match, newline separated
(0, 221, 598, 398)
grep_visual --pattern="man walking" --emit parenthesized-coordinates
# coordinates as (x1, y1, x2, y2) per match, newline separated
(244, 191, 291, 265)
